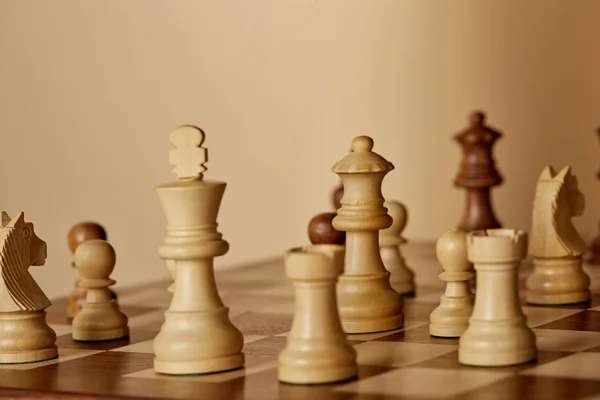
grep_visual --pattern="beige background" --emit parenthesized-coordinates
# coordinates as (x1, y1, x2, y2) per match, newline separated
(1, 1, 599, 300)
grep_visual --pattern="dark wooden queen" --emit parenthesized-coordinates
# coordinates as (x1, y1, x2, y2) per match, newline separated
(454, 111, 503, 231)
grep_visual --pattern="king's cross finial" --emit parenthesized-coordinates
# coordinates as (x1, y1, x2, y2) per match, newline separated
(168, 125, 208, 180)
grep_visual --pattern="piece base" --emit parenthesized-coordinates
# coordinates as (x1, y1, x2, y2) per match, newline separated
(429, 324, 467, 338)
(0, 346, 58, 364)
(342, 314, 403, 334)
(278, 364, 357, 385)
(154, 353, 245, 375)
(73, 327, 129, 342)
(526, 291, 590, 305)
(458, 348, 536, 367)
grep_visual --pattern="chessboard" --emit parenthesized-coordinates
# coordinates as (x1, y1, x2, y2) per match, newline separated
(3, 241, 600, 400)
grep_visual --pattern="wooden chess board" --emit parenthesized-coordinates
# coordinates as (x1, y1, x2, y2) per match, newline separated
(4, 242, 600, 400)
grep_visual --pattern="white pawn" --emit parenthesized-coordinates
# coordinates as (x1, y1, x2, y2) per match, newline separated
(278, 245, 357, 385)
(429, 229, 474, 337)
(379, 201, 415, 295)
(72, 240, 129, 341)
(459, 229, 536, 367)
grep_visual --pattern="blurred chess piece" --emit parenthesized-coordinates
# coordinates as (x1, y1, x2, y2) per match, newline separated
(588, 128, 600, 265)
(67, 222, 117, 320)
(379, 201, 415, 295)
(72, 240, 129, 341)
(308, 212, 345, 245)
(527, 166, 590, 305)
(332, 184, 343, 211)
(0, 212, 57, 363)
(589, 221, 600, 265)
(429, 229, 474, 337)
(453, 111, 503, 231)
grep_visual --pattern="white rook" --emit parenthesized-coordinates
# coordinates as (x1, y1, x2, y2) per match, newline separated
(459, 229, 536, 367)
(278, 244, 357, 384)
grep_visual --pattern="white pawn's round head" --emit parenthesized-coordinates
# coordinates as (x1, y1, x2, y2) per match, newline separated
(436, 229, 470, 272)
(74, 239, 116, 280)
(382, 200, 407, 238)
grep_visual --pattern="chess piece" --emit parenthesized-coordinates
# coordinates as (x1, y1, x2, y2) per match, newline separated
(278, 245, 357, 384)
(154, 125, 244, 375)
(589, 221, 600, 265)
(308, 212, 345, 245)
(454, 111, 503, 231)
(459, 229, 536, 367)
(588, 128, 600, 265)
(68, 222, 107, 254)
(332, 184, 343, 210)
(0, 212, 57, 363)
(66, 222, 117, 320)
(379, 200, 415, 295)
(332, 136, 403, 333)
(72, 239, 129, 341)
(429, 229, 474, 337)
(527, 166, 590, 305)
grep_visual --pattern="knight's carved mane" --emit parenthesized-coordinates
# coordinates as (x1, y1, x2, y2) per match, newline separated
(0, 218, 51, 312)
(529, 166, 588, 258)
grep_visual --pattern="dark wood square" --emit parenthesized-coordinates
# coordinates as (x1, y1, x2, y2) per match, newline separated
(237, 363, 396, 400)
(536, 310, 600, 331)
(409, 350, 572, 373)
(374, 324, 458, 346)
(454, 375, 600, 400)
(56, 328, 158, 351)
(232, 312, 292, 336)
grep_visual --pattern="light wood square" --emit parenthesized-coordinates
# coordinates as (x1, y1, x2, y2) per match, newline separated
(112, 334, 267, 354)
(523, 307, 581, 328)
(123, 354, 276, 383)
(521, 352, 600, 380)
(0, 348, 103, 370)
(533, 329, 600, 352)
(50, 323, 73, 337)
(337, 367, 511, 398)
(353, 341, 456, 368)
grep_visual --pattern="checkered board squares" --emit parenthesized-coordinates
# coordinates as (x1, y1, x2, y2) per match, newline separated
(337, 367, 513, 398)
(112, 333, 268, 354)
(522, 307, 582, 328)
(522, 352, 600, 381)
(534, 329, 600, 352)
(0, 348, 103, 371)
(353, 341, 457, 368)
(124, 355, 278, 384)
(5, 242, 600, 400)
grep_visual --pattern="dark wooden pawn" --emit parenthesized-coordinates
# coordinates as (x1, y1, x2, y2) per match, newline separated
(67, 222, 117, 320)
(454, 111, 503, 231)
(308, 212, 345, 245)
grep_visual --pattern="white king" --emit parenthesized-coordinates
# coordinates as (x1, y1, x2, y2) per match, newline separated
(153, 125, 244, 375)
